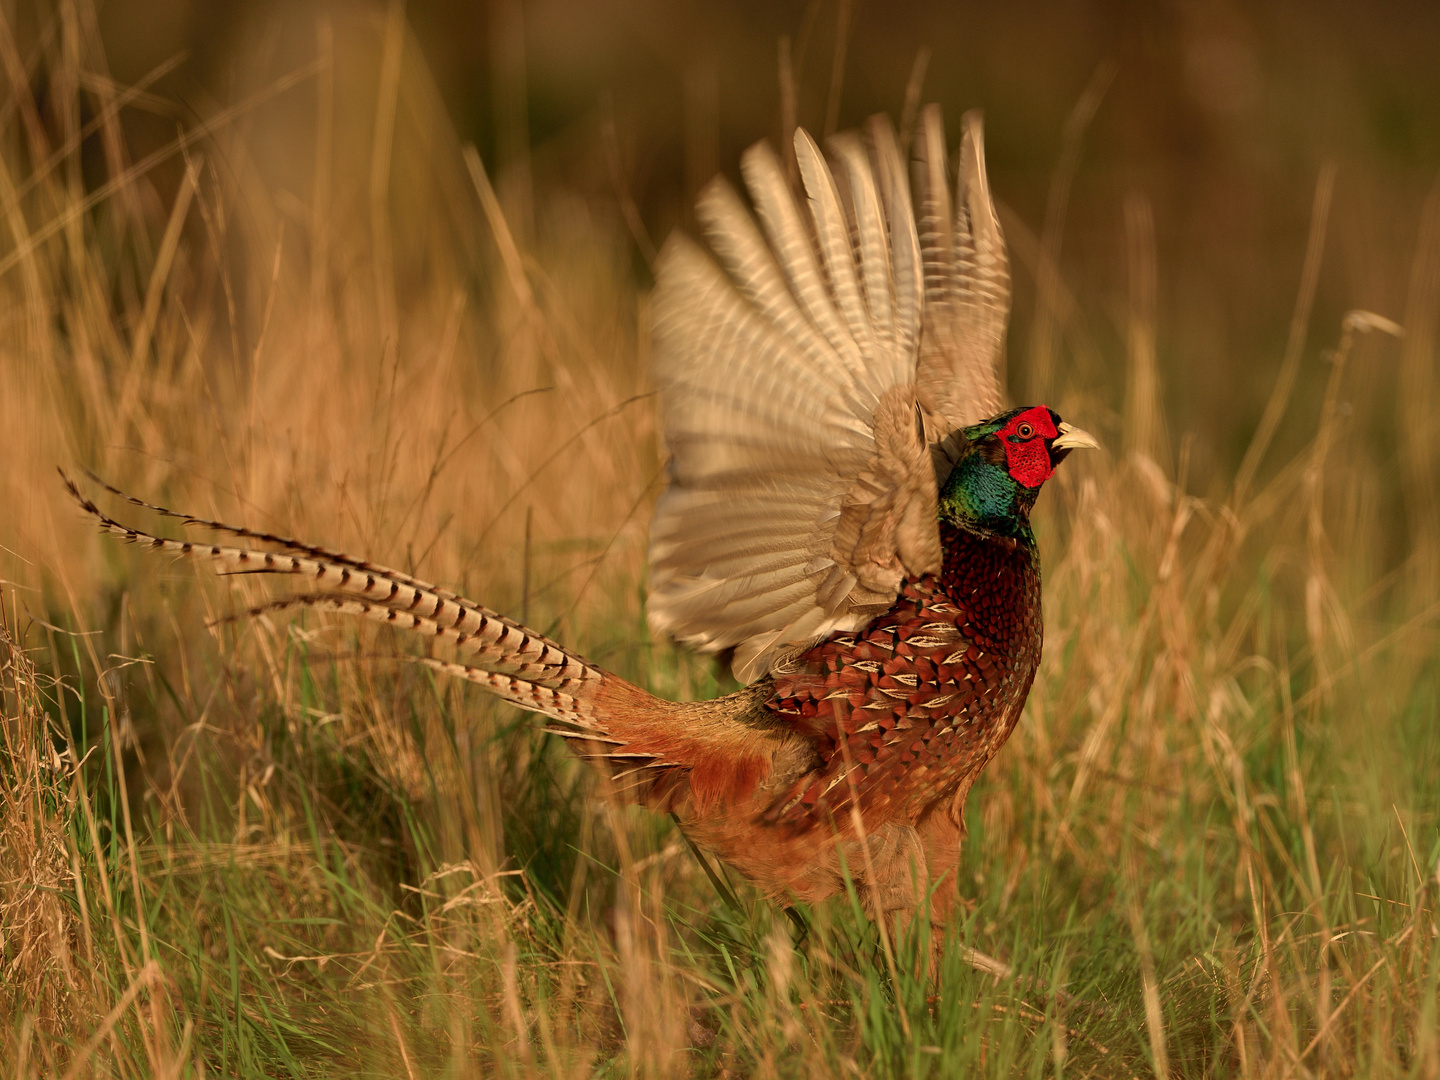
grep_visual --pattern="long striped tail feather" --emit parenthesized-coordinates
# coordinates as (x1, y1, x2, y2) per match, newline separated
(219, 593, 593, 688)
(73, 468, 465, 600)
(63, 470, 595, 686)
(414, 655, 606, 727)
(65, 472, 783, 818)
(415, 656, 690, 805)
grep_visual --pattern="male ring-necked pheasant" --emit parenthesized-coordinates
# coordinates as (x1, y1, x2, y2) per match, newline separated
(70, 106, 1095, 946)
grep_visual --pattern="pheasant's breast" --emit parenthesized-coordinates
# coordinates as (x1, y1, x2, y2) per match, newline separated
(765, 523, 1042, 830)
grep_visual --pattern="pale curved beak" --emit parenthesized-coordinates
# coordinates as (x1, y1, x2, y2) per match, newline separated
(1052, 422, 1100, 451)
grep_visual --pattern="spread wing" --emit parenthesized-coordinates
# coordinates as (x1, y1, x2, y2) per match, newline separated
(914, 106, 1010, 468)
(648, 108, 1010, 683)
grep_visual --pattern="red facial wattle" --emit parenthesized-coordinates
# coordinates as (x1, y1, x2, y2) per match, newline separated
(998, 406, 1060, 488)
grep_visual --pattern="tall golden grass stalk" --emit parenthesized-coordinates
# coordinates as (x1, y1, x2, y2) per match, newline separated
(0, 599, 83, 1058)
(1, 2, 1438, 1076)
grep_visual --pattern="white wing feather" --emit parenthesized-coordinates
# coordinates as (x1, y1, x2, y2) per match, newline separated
(915, 107, 1009, 464)
(649, 108, 1010, 682)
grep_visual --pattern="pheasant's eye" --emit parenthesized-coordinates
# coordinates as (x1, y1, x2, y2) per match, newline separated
(1016, 422, 1035, 439)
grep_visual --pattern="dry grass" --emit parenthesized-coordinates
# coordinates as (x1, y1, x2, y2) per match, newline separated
(1, 2, 1438, 1076)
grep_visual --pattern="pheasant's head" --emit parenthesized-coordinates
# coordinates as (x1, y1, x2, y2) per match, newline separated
(938, 405, 1098, 541)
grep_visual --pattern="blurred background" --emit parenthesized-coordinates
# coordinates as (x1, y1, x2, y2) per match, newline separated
(76, 0, 1440, 491)
(2, 2, 1439, 1069)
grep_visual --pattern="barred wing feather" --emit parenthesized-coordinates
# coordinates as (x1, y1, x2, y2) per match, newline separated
(915, 107, 1010, 462)
(649, 108, 1010, 683)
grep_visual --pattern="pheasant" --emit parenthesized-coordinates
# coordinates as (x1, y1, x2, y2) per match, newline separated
(69, 105, 1094, 950)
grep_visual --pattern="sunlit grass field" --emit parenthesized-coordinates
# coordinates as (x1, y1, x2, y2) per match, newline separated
(2, 3, 1439, 1075)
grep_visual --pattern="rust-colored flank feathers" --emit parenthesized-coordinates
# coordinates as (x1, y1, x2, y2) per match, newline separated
(70, 105, 1095, 952)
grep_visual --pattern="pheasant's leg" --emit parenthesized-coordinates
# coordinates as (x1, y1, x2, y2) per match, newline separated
(836, 822, 957, 979)
(914, 809, 959, 977)
(918, 807, 1013, 981)
(918, 809, 961, 929)
(837, 823, 926, 920)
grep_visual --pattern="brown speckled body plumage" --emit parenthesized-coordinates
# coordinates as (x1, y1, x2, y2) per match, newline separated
(656, 522, 1042, 924)
(768, 523, 1041, 829)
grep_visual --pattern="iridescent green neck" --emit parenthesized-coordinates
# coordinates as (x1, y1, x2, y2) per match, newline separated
(938, 452, 1038, 546)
